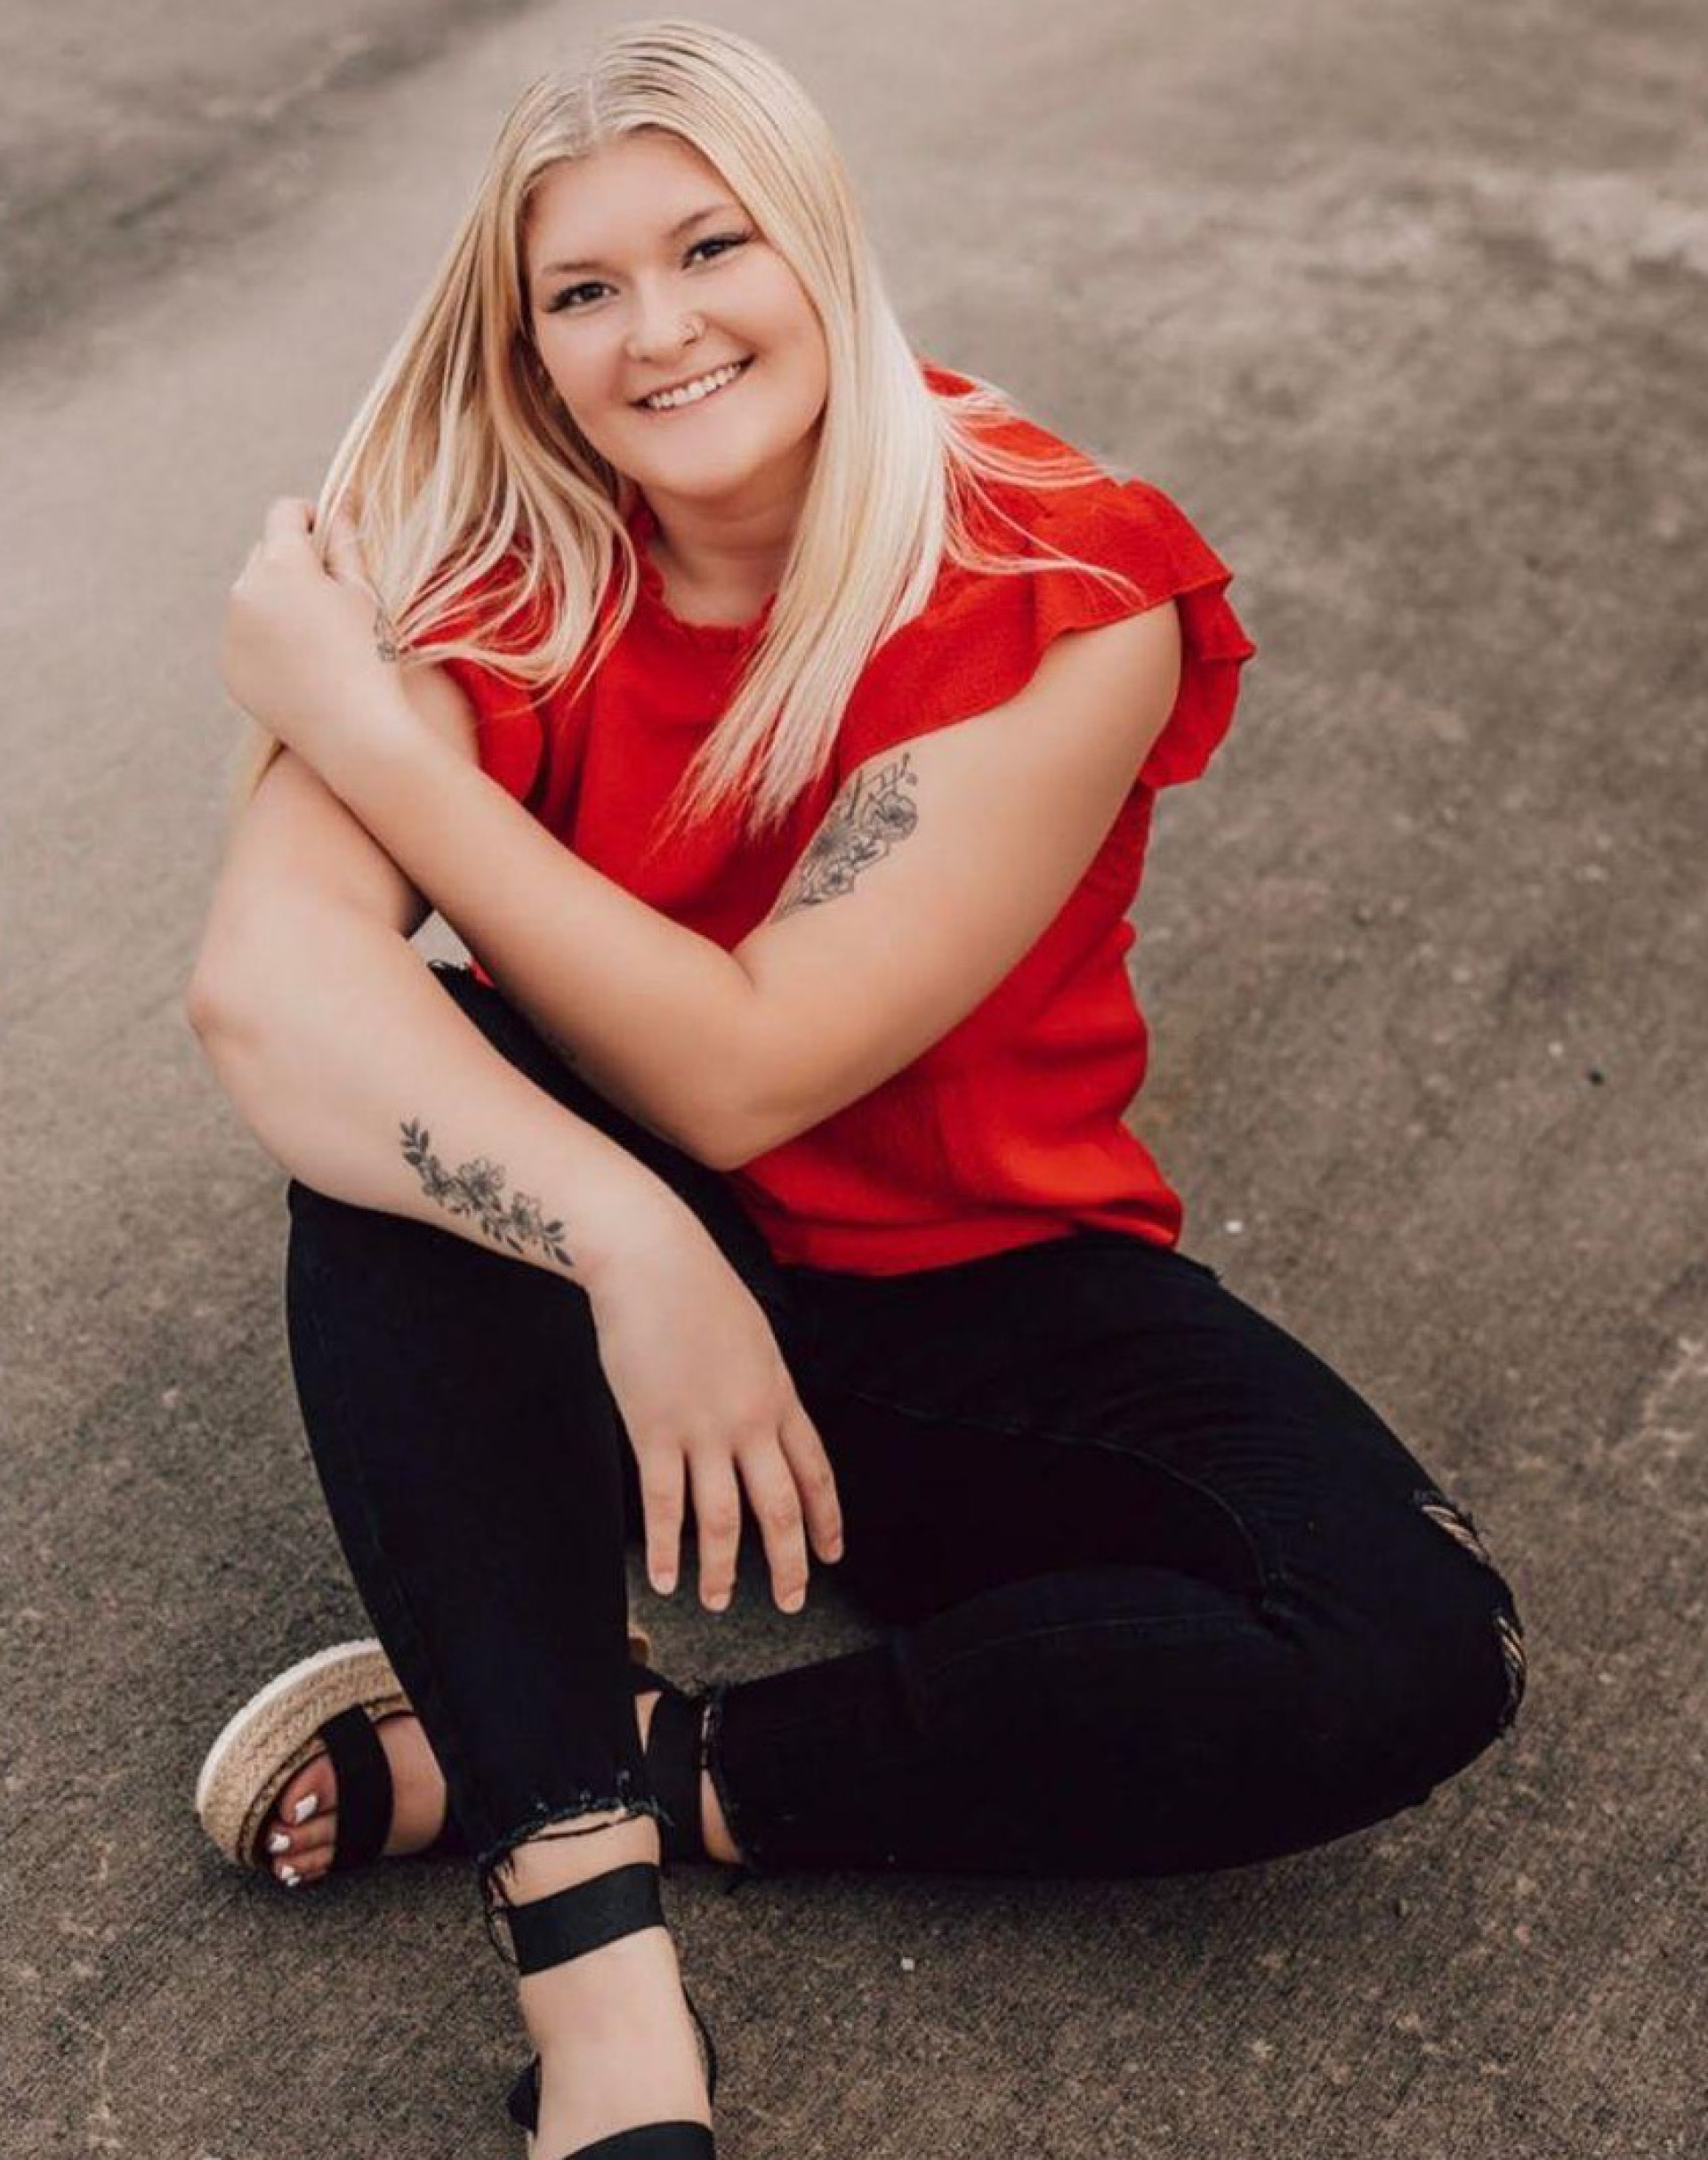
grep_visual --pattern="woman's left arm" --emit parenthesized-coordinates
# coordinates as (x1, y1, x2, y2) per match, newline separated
(222, 498, 1181, 1170)
(222, 498, 770, 1164)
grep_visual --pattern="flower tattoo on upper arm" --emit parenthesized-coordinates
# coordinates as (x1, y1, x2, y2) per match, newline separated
(770, 751, 919, 921)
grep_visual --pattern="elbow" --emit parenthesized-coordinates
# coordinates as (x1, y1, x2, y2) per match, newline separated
(183, 963, 235, 1042)
(183, 901, 294, 1044)
(702, 1083, 816, 1173)
(690, 1090, 773, 1173)
(704, 1039, 844, 1170)
(183, 941, 268, 1051)
(704, 1129, 758, 1174)
(694, 1115, 758, 1175)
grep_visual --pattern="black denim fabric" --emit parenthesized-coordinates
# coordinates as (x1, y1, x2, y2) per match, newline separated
(283, 959, 1525, 1898)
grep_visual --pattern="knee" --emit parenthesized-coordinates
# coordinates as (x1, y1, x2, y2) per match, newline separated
(285, 1174, 336, 1225)
(284, 1175, 344, 1259)
(1417, 1487, 1527, 1735)
(1376, 1501, 1528, 1792)
(284, 1174, 390, 1264)
(282, 1173, 453, 1306)
(1430, 1573, 1527, 1772)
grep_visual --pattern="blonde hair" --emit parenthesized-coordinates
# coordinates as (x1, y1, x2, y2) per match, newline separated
(226, 16, 1143, 850)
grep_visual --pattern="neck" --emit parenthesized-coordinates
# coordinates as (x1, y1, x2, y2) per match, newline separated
(632, 444, 816, 609)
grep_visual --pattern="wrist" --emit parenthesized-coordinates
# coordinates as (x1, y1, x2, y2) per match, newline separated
(576, 1173, 703, 1298)
(311, 678, 424, 796)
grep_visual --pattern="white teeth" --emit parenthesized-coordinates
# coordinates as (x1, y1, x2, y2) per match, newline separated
(641, 362, 745, 411)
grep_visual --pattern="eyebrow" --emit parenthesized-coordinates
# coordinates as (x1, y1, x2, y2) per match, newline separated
(535, 202, 745, 281)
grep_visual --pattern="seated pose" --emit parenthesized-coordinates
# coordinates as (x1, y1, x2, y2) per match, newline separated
(186, 20, 1526, 2160)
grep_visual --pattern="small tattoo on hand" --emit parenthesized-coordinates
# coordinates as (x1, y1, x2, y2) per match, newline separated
(399, 1118, 574, 1267)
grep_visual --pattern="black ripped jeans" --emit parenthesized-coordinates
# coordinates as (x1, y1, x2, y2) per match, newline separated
(282, 961, 1525, 1911)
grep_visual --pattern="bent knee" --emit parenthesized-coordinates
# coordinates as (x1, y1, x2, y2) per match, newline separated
(1377, 1508, 1527, 1790)
(1414, 1485, 1527, 1731)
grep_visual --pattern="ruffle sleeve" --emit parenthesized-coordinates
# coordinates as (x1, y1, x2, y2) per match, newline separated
(834, 476, 1256, 792)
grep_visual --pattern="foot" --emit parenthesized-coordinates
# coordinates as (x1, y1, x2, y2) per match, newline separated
(504, 1809, 713, 2157)
(634, 1689, 744, 1867)
(531, 1925, 713, 2158)
(262, 1689, 745, 1886)
(262, 1712, 447, 1886)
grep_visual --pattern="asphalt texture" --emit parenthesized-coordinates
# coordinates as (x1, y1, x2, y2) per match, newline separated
(4, 2, 1704, 2155)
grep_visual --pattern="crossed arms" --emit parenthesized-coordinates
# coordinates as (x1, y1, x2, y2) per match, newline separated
(289, 595, 1180, 1169)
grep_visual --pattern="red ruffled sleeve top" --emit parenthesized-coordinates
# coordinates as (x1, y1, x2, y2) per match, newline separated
(441, 359, 1256, 1276)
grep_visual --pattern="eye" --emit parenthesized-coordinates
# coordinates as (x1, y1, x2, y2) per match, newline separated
(689, 230, 751, 264)
(543, 231, 751, 314)
(544, 279, 609, 315)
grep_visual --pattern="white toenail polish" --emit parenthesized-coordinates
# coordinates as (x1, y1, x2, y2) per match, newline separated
(292, 1794, 318, 1824)
(268, 1831, 290, 1854)
(280, 1865, 301, 1885)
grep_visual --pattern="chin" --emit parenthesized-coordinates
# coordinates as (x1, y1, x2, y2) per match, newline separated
(646, 430, 810, 497)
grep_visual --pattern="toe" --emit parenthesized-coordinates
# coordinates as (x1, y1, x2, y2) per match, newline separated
(276, 1841, 334, 1886)
(267, 1811, 337, 1862)
(272, 1750, 334, 1835)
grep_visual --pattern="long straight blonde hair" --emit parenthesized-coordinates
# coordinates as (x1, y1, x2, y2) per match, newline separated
(226, 17, 1142, 850)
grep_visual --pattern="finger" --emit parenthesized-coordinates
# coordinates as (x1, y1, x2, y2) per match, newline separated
(321, 505, 373, 590)
(638, 1448, 685, 1597)
(737, 1441, 810, 1613)
(777, 1398, 845, 1562)
(262, 496, 314, 552)
(688, 1450, 744, 1613)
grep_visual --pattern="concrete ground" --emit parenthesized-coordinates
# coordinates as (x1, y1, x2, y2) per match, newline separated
(4, 0, 1704, 2153)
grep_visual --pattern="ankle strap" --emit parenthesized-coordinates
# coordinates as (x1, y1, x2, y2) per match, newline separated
(645, 1687, 708, 1869)
(498, 1860, 665, 1977)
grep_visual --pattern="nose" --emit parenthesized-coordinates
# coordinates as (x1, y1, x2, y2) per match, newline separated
(624, 281, 700, 367)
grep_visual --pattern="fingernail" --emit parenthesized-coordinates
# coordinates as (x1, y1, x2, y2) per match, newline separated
(781, 1589, 806, 1613)
(708, 1592, 729, 1612)
(654, 1573, 675, 1596)
(291, 1794, 318, 1824)
(268, 1831, 290, 1854)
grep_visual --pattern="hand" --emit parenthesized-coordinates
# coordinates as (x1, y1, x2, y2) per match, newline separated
(586, 1211, 844, 1615)
(218, 497, 409, 771)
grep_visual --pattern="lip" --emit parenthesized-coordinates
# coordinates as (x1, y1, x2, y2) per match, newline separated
(632, 356, 754, 411)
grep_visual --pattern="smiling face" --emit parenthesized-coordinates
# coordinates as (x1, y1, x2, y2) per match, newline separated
(522, 130, 830, 515)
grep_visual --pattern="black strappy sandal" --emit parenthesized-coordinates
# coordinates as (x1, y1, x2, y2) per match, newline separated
(313, 1664, 676, 1874)
(492, 1858, 719, 2158)
(503, 1668, 720, 2146)
(631, 1667, 712, 1872)
(194, 1633, 657, 1878)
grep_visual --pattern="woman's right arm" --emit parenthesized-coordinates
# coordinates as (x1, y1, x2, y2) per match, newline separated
(184, 729, 843, 1611)
(184, 743, 689, 1292)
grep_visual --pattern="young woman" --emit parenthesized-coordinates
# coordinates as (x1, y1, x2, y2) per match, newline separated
(187, 20, 1526, 2160)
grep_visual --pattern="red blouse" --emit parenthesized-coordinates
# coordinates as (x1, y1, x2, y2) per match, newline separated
(441, 359, 1256, 1276)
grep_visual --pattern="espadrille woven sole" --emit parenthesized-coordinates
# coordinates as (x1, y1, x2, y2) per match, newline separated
(194, 1618, 654, 1873)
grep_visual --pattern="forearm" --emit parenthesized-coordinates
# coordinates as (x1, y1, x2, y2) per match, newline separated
(187, 901, 694, 1290)
(320, 713, 763, 1165)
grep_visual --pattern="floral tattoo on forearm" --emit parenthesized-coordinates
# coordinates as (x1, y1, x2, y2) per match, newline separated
(399, 1118, 574, 1268)
(771, 752, 919, 920)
